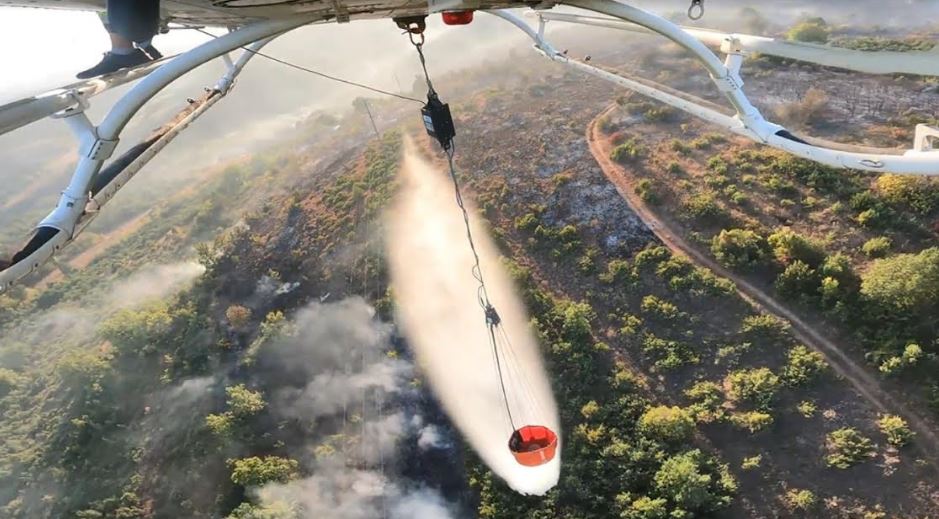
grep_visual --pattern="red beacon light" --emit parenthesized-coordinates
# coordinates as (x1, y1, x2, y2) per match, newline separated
(508, 425, 558, 467)
(441, 10, 474, 25)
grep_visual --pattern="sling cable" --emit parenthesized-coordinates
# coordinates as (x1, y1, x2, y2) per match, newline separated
(395, 15, 557, 467)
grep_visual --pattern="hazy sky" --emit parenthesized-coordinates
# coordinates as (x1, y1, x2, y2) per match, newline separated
(0, 7, 209, 102)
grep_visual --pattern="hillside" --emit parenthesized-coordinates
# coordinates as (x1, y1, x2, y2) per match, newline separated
(1, 15, 939, 519)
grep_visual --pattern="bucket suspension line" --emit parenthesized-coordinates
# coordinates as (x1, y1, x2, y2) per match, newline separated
(403, 23, 517, 431)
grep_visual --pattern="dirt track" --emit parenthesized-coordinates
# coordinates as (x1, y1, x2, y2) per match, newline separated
(586, 105, 939, 467)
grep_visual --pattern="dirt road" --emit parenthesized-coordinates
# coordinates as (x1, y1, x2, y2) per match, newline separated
(586, 105, 939, 464)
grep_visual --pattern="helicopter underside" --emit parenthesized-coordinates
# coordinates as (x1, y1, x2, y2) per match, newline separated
(0, 0, 538, 26)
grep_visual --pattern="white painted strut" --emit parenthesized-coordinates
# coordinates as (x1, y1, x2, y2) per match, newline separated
(535, 12, 939, 78)
(0, 18, 314, 293)
(487, 5, 939, 176)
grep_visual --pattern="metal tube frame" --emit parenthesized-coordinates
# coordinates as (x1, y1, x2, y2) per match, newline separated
(488, 3, 939, 176)
(0, 17, 315, 292)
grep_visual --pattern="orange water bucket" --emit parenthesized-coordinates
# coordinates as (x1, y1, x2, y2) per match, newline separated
(508, 425, 558, 467)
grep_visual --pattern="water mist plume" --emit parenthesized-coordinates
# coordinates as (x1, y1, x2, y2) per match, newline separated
(387, 138, 560, 495)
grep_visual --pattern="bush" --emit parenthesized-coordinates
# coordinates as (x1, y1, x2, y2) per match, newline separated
(861, 248, 939, 317)
(653, 450, 736, 514)
(711, 229, 768, 269)
(741, 455, 762, 470)
(767, 228, 826, 267)
(825, 428, 875, 468)
(638, 405, 696, 443)
(877, 414, 914, 447)
(725, 368, 780, 411)
(787, 17, 829, 43)
(861, 237, 892, 258)
(729, 411, 774, 433)
(226, 384, 266, 417)
(635, 179, 660, 204)
(774, 260, 819, 300)
(225, 305, 252, 329)
(782, 345, 828, 386)
(774, 88, 828, 128)
(600, 258, 637, 286)
(875, 174, 939, 215)
(641, 295, 680, 321)
(611, 138, 646, 164)
(622, 496, 668, 519)
(796, 400, 817, 418)
(685, 381, 723, 422)
(740, 314, 789, 343)
(684, 192, 727, 222)
(229, 456, 299, 486)
(785, 489, 818, 511)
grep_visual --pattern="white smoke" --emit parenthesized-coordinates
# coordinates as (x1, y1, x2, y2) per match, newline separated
(106, 262, 205, 307)
(250, 298, 459, 518)
(386, 140, 561, 495)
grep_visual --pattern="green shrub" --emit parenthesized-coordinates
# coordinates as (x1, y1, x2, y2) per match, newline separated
(725, 368, 780, 411)
(774, 260, 819, 300)
(685, 381, 724, 422)
(600, 258, 637, 286)
(641, 295, 680, 321)
(741, 455, 762, 470)
(684, 192, 729, 223)
(782, 345, 828, 386)
(796, 400, 817, 418)
(861, 248, 939, 317)
(635, 179, 660, 204)
(877, 414, 914, 447)
(787, 17, 830, 43)
(767, 228, 826, 267)
(711, 229, 768, 269)
(729, 411, 774, 433)
(825, 428, 875, 468)
(229, 456, 299, 486)
(861, 237, 892, 258)
(785, 489, 818, 511)
(638, 405, 696, 443)
(611, 138, 646, 163)
(740, 314, 789, 343)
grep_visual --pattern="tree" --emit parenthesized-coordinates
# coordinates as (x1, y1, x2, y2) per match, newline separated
(226, 305, 252, 329)
(825, 428, 874, 468)
(739, 314, 789, 344)
(728, 411, 774, 433)
(787, 17, 830, 43)
(767, 228, 826, 267)
(99, 303, 174, 355)
(685, 381, 723, 422)
(623, 496, 668, 519)
(875, 174, 939, 215)
(774, 260, 818, 300)
(226, 384, 266, 417)
(725, 368, 780, 411)
(653, 450, 734, 513)
(877, 415, 914, 447)
(862, 237, 892, 258)
(611, 138, 645, 163)
(229, 456, 299, 486)
(861, 248, 939, 317)
(206, 413, 234, 439)
(781, 345, 828, 386)
(639, 406, 695, 443)
(711, 229, 768, 269)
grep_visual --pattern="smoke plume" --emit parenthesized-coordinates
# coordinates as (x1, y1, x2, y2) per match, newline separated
(386, 140, 561, 495)
(250, 298, 461, 518)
